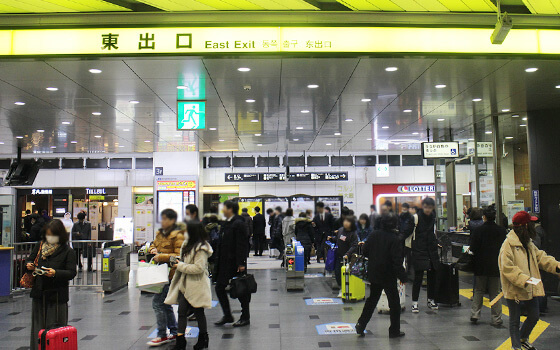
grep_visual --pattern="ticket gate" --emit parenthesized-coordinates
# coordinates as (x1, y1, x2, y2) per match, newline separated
(101, 240, 131, 293)
(285, 240, 305, 291)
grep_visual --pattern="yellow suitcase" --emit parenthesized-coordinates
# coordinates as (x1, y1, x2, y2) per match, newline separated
(342, 263, 366, 302)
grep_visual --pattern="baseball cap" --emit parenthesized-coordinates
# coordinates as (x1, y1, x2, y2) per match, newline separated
(512, 211, 538, 226)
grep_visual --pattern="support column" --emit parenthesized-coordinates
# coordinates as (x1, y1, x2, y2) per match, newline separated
(491, 114, 503, 227)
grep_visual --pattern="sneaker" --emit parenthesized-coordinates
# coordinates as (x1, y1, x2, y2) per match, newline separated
(147, 336, 171, 347)
(521, 339, 537, 350)
(411, 304, 419, 313)
(427, 300, 439, 310)
(337, 291, 343, 298)
(470, 317, 478, 324)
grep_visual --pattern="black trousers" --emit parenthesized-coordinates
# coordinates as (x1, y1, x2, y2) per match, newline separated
(215, 282, 251, 321)
(358, 281, 401, 335)
(334, 256, 344, 287)
(74, 245, 92, 270)
(412, 268, 436, 302)
(177, 294, 207, 335)
(314, 234, 325, 259)
(253, 234, 265, 255)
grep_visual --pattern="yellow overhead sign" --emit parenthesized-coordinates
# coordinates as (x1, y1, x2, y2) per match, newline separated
(2, 27, 560, 56)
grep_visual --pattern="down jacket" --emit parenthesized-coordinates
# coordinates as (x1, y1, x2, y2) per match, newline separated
(499, 231, 560, 301)
(165, 238, 213, 309)
(149, 223, 185, 279)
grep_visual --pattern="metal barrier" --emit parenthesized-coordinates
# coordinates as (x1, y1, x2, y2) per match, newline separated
(11, 240, 111, 291)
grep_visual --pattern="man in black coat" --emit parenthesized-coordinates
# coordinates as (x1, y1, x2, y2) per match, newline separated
(469, 207, 507, 325)
(252, 206, 266, 256)
(214, 200, 251, 328)
(71, 212, 93, 271)
(408, 197, 439, 313)
(356, 212, 407, 338)
(295, 213, 315, 268)
(271, 207, 285, 259)
(312, 202, 334, 263)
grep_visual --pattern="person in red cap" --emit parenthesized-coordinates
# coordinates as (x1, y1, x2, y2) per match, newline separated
(499, 211, 560, 350)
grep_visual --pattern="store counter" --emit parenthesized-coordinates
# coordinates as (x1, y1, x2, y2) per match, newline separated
(0, 247, 14, 298)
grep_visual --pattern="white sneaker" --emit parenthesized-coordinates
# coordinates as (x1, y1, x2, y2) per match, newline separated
(411, 304, 419, 313)
(337, 291, 343, 298)
(427, 300, 439, 310)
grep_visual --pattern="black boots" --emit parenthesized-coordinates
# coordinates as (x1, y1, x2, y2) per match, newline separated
(193, 332, 209, 350)
(214, 315, 234, 326)
(173, 335, 186, 350)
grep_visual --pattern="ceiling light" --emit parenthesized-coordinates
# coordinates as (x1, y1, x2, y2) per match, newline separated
(556, 85, 560, 89)
(361, 98, 371, 102)
(129, 100, 139, 104)
(209, 127, 217, 131)
(71, 141, 77, 144)
(485, 131, 492, 134)
(237, 67, 251, 72)
(92, 112, 101, 116)
(50, 146, 56, 149)
(412, 132, 419, 135)
(307, 84, 319, 89)
(62, 121, 70, 125)
(505, 136, 514, 139)
(257, 143, 262, 146)
(94, 135, 101, 138)
(0, 142, 5, 145)
(382, 126, 389, 129)
(366, 138, 372, 141)
(89, 68, 102, 74)
(435, 84, 447, 89)
(293, 138, 299, 141)
(46, 87, 58, 91)
(502, 108, 510, 112)
(250, 119, 259, 123)
(525, 67, 538, 73)
(345, 118, 353, 122)
(326, 143, 332, 146)
(175, 134, 181, 137)
(472, 98, 482, 102)
(403, 109, 412, 113)
(156, 120, 164, 124)
(334, 132, 341, 136)
(14, 101, 25, 106)
(437, 118, 445, 121)
(385, 67, 398, 72)
(144, 140, 151, 143)
(123, 128, 130, 131)
(522, 117, 527, 121)
(245, 99, 255, 103)
(177, 86, 187, 89)
(520, 124, 527, 127)
(468, 138, 474, 141)
(37, 129, 44, 133)
(15, 136, 23, 139)
(512, 114, 520, 118)
(218, 139, 225, 142)
(301, 110, 310, 113)
(254, 133, 261, 136)
(118, 145, 125, 148)
(296, 126, 303, 130)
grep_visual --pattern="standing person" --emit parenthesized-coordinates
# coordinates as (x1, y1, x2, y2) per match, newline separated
(271, 207, 285, 260)
(312, 202, 334, 263)
(409, 197, 439, 313)
(252, 206, 266, 256)
(305, 209, 313, 219)
(499, 211, 560, 350)
(165, 222, 213, 350)
(26, 219, 77, 350)
(295, 212, 314, 268)
(333, 206, 350, 231)
(185, 204, 200, 223)
(25, 214, 45, 242)
(41, 209, 51, 223)
(241, 208, 253, 257)
(282, 208, 296, 247)
(328, 216, 359, 297)
(214, 200, 251, 328)
(71, 212, 92, 272)
(398, 203, 414, 243)
(147, 209, 185, 347)
(467, 207, 484, 232)
(409, 206, 418, 216)
(469, 207, 507, 325)
(369, 205, 379, 228)
(356, 213, 373, 242)
(532, 214, 548, 314)
(355, 213, 407, 338)
(202, 205, 218, 227)
(23, 209, 32, 234)
(374, 203, 391, 230)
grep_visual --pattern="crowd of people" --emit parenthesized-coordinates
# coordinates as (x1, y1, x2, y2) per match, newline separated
(22, 198, 560, 350)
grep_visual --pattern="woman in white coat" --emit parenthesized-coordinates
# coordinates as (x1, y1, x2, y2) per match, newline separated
(165, 222, 213, 350)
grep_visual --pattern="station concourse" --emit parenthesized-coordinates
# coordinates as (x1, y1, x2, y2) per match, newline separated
(1, 1, 560, 350)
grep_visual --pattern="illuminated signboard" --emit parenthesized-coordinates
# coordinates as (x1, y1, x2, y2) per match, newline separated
(156, 180, 197, 191)
(3, 27, 560, 56)
(422, 142, 460, 159)
(177, 101, 206, 130)
(86, 188, 107, 195)
(397, 185, 435, 193)
(31, 189, 52, 195)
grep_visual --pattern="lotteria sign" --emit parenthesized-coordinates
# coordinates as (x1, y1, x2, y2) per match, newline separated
(397, 185, 435, 193)
(4, 27, 560, 56)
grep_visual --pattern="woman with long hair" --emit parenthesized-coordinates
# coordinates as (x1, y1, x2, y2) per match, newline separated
(26, 219, 77, 349)
(499, 211, 560, 350)
(328, 216, 359, 296)
(165, 221, 213, 350)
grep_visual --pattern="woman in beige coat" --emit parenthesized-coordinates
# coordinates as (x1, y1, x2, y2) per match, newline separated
(165, 222, 213, 350)
(499, 211, 560, 350)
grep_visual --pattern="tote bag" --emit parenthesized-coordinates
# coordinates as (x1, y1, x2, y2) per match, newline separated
(136, 262, 169, 294)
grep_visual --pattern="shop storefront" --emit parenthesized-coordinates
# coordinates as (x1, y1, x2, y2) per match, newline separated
(372, 184, 436, 214)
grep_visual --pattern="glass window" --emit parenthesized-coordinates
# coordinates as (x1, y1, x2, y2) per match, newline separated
(61, 158, 83, 169)
(283, 156, 305, 167)
(110, 158, 132, 169)
(39, 158, 60, 169)
(86, 158, 107, 169)
(388, 155, 401, 166)
(355, 156, 376, 167)
(232, 157, 255, 167)
(208, 157, 231, 168)
(136, 158, 153, 169)
(307, 156, 329, 166)
(0, 159, 12, 169)
(401, 155, 423, 166)
(257, 156, 280, 167)
(331, 156, 353, 166)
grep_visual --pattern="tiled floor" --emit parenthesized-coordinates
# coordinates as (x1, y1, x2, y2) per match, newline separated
(2, 255, 560, 350)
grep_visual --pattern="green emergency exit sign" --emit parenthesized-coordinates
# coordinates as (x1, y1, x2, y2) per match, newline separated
(177, 101, 206, 130)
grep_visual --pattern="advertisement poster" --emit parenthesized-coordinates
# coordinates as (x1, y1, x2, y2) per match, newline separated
(158, 191, 184, 222)
(72, 200, 87, 220)
(114, 217, 134, 245)
(134, 194, 154, 244)
(316, 197, 343, 219)
(88, 201, 101, 240)
(507, 200, 525, 224)
(238, 198, 263, 216)
(479, 176, 495, 207)
(290, 196, 315, 216)
(155, 176, 197, 223)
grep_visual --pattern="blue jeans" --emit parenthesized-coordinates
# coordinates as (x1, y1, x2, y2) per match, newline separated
(506, 298, 540, 349)
(152, 284, 177, 338)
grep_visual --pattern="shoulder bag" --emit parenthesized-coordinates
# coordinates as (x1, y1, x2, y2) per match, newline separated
(228, 273, 258, 299)
(404, 214, 419, 249)
(20, 242, 42, 288)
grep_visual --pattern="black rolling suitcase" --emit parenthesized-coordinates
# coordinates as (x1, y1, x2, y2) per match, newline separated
(435, 262, 460, 306)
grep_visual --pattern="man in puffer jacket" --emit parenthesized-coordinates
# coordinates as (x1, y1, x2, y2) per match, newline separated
(295, 213, 315, 267)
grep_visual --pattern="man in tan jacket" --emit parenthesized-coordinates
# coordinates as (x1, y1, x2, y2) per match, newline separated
(499, 211, 560, 350)
(147, 209, 185, 347)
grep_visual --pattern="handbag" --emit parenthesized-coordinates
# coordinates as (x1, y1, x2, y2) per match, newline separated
(136, 260, 170, 294)
(20, 242, 42, 288)
(404, 214, 419, 249)
(349, 255, 368, 281)
(324, 242, 337, 272)
(456, 248, 475, 272)
(228, 273, 257, 299)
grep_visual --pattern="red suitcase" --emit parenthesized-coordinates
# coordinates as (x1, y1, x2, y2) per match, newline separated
(38, 326, 78, 350)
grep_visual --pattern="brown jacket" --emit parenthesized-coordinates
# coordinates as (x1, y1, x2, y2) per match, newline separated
(149, 224, 185, 279)
(499, 231, 559, 301)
